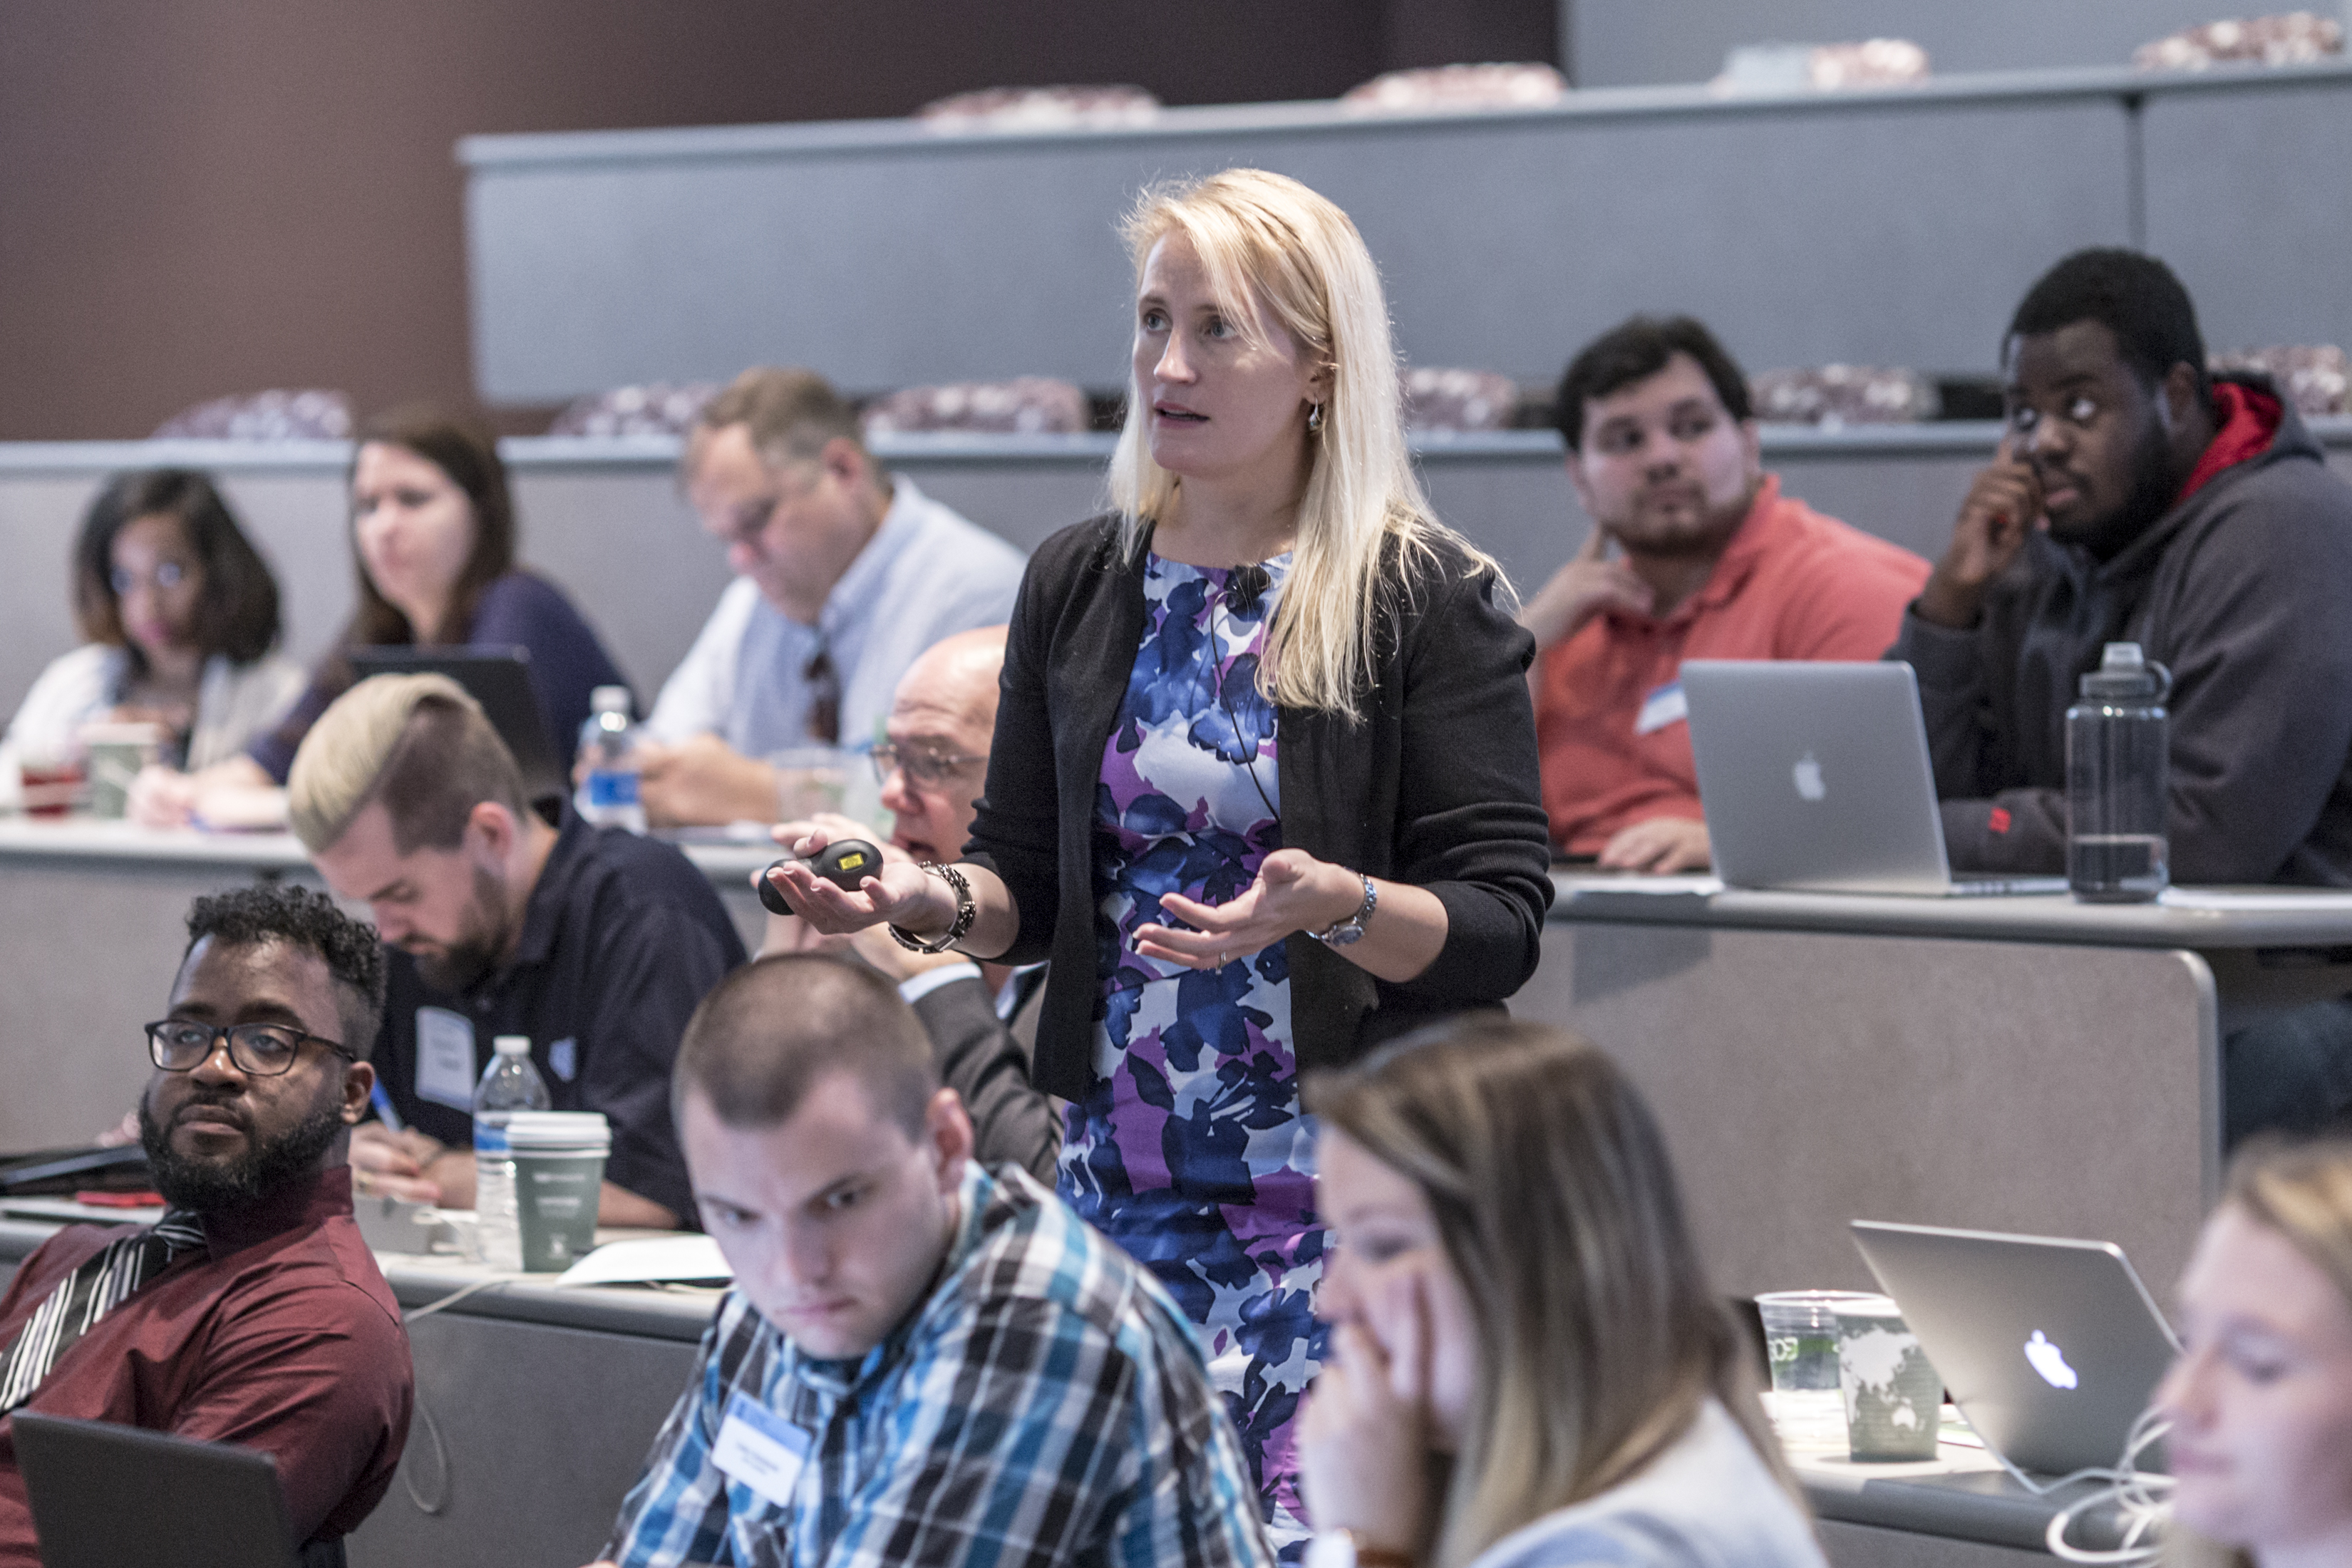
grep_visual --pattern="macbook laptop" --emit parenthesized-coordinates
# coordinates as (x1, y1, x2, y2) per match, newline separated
(13, 1413, 299, 1568)
(348, 647, 566, 808)
(1850, 1219, 2181, 1477)
(1681, 660, 2066, 897)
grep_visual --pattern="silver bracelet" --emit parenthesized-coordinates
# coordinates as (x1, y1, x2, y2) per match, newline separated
(889, 862, 975, 954)
(1309, 873, 1377, 947)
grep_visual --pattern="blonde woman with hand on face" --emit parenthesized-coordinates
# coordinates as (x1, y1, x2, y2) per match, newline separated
(1296, 1018, 1825, 1568)
(763, 169, 1554, 1554)
(2155, 1138, 2352, 1568)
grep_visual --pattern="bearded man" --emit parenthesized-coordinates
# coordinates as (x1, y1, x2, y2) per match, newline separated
(292, 674, 746, 1229)
(0, 882, 411, 1564)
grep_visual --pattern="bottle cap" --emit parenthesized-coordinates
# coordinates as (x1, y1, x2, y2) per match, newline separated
(590, 686, 632, 715)
(2078, 642, 2170, 701)
(492, 1035, 532, 1056)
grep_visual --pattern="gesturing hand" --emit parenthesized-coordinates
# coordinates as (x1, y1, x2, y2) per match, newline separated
(1135, 850, 1361, 969)
(1918, 438, 2042, 629)
(1520, 526, 1655, 649)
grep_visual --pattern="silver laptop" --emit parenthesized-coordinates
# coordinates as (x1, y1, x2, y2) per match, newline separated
(1850, 1220, 2181, 1477)
(1682, 660, 2066, 897)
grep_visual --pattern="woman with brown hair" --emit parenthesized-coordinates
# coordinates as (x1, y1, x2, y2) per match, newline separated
(1296, 1017, 1825, 1568)
(2154, 1136, 2352, 1567)
(3, 468, 302, 808)
(138, 405, 626, 826)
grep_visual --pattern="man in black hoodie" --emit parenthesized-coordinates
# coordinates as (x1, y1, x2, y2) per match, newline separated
(1893, 248, 2352, 1142)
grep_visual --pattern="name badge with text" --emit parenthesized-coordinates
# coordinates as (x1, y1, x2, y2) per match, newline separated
(413, 1008, 477, 1112)
(713, 1391, 811, 1510)
(1634, 679, 1688, 737)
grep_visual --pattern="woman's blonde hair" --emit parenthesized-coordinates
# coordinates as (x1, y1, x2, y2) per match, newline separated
(1109, 167, 1502, 720)
(1305, 1018, 1800, 1568)
(2162, 1137, 2352, 1568)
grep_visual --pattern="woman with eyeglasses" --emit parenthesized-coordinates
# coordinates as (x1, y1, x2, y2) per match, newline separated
(3, 468, 304, 812)
(135, 405, 628, 827)
(765, 168, 1554, 1554)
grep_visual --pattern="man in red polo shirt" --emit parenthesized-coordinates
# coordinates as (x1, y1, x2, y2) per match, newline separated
(1525, 315, 1930, 870)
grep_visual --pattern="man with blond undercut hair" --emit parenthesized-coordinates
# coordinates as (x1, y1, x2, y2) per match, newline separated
(291, 674, 744, 1229)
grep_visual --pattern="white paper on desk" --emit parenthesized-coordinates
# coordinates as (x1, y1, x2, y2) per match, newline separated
(556, 1234, 733, 1286)
(2159, 888, 2352, 912)
(1559, 874, 1724, 897)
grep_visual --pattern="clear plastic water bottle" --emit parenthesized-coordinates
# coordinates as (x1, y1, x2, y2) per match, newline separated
(472, 1035, 552, 1270)
(577, 685, 646, 833)
(2066, 642, 2172, 903)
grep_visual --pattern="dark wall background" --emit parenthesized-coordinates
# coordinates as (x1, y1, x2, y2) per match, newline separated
(0, 0, 1554, 440)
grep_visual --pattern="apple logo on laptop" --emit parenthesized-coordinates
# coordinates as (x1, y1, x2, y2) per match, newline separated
(2024, 1330, 2079, 1390)
(1792, 753, 1827, 802)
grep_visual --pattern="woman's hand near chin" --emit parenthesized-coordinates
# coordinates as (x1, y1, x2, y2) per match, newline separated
(1298, 1276, 1441, 1561)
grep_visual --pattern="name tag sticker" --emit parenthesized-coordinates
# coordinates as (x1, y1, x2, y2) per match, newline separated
(1634, 679, 1688, 737)
(414, 1008, 478, 1112)
(713, 1391, 810, 1510)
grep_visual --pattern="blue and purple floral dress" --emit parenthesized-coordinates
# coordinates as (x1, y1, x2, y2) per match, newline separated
(1058, 551, 1322, 1554)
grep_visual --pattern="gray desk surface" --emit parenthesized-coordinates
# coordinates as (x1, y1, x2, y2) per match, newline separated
(0, 1210, 721, 1344)
(1795, 1445, 2136, 1557)
(0, 816, 773, 887)
(1553, 872, 2352, 950)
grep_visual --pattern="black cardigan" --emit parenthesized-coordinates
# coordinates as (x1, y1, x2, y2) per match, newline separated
(964, 515, 1556, 1099)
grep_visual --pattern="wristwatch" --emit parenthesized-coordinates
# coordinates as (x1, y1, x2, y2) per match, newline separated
(1309, 872, 1378, 947)
(889, 862, 975, 954)
(1303, 1531, 1414, 1568)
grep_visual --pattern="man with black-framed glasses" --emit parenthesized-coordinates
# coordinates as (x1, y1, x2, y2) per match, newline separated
(0, 882, 412, 1564)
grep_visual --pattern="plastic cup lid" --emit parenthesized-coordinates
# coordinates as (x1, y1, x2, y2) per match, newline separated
(504, 1110, 612, 1151)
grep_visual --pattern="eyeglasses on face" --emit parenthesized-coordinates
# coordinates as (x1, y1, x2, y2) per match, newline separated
(145, 1020, 354, 1077)
(870, 743, 986, 788)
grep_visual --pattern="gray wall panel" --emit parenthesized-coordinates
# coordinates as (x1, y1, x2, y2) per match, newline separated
(1568, 0, 2264, 88)
(465, 96, 2133, 403)
(2142, 76, 2352, 356)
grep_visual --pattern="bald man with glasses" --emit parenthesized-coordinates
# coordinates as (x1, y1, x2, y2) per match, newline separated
(0, 883, 411, 1566)
(760, 626, 1058, 1180)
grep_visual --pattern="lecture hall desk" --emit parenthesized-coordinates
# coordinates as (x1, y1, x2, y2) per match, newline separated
(1532, 874, 2352, 1309)
(0, 1202, 2145, 1568)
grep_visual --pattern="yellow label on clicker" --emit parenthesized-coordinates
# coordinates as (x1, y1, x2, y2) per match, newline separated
(838, 852, 867, 871)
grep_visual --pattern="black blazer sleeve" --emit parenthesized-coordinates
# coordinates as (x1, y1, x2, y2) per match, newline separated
(1383, 554, 1556, 1001)
(912, 976, 1060, 1183)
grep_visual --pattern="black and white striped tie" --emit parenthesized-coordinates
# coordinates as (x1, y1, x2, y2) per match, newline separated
(0, 1209, 207, 1414)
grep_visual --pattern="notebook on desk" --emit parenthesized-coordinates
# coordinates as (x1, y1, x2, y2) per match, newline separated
(1682, 661, 2067, 897)
(1850, 1220, 2180, 1478)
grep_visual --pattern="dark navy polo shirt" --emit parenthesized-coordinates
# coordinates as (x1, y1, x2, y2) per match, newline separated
(373, 816, 746, 1224)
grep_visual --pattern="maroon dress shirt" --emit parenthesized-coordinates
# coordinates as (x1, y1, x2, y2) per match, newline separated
(0, 1165, 411, 1557)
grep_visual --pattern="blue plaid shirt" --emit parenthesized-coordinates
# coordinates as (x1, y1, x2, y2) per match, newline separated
(602, 1163, 1275, 1568)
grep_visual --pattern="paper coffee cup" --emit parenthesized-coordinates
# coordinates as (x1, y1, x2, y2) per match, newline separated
(1835, 1295, 1943, 1462)
(505, 1111, 611, 1272)
(79, 722, 164, 820)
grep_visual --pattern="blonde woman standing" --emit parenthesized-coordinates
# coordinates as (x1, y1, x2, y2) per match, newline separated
(1298, 1018, 1824, 1568)
(2156, 1138, 2352, 1567)
(768, 168, 1554, 1551)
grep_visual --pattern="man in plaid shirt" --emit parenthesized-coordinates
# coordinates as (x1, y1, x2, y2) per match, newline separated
(592, 954, 1275, 1568)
